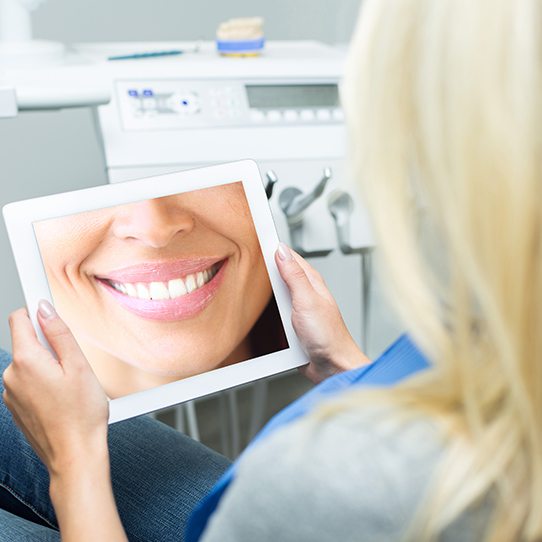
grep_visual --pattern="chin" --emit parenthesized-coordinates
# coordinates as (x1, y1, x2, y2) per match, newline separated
(127, 354, 223, 379)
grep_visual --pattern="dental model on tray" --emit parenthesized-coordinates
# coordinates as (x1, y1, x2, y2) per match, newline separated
(216, 17, 265, 56)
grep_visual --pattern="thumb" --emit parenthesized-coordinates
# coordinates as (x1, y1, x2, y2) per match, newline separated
(275, 243, 315, 308)
(37, 300, 87, 370)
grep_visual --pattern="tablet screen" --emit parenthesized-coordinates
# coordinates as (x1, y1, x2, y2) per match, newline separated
(32, 181, 288, 399)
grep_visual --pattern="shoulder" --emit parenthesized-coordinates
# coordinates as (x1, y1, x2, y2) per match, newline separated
(201, 403, 445, 542)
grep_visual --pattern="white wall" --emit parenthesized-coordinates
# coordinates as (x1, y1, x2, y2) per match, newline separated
(33, 0, 360, 45)
(0, 0, 362, 349)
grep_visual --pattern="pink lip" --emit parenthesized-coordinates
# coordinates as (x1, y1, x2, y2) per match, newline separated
(96, 259, 228, 322)
(97, 257, 223, 284)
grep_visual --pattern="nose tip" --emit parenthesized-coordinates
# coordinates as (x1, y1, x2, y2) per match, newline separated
(112, 198, 194, 248)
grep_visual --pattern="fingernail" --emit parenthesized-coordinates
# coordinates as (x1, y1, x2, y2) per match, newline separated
(277, 242, 293, 261)
(38, 300, 57, 320)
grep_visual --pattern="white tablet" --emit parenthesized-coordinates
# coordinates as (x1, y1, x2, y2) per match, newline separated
(3, 159, 307, 423)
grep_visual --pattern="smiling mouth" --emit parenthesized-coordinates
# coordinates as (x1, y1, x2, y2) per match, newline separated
(95, 259, 227, 321)
(99, 261, 222, 301)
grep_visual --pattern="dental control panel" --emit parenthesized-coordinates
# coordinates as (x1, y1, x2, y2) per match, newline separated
(81, 41, 373, 346)
(117, 80, 344, 131)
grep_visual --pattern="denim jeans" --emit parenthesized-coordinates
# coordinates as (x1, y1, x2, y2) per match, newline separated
(0, 349, 231, 541)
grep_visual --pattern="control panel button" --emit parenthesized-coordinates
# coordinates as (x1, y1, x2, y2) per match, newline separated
(250, 109, 265, 121)
(142, 98, 157, 110)
(332, 108, 344, 121)
(283, 110, 298, 122)
(266, 110, 282, 122)
(169, 92, 200, 115)
(300, 109, 315, 121)
(316, 109, 331, 121)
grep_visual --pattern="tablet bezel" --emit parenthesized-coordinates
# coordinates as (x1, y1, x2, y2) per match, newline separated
(3, 159, 308, 423)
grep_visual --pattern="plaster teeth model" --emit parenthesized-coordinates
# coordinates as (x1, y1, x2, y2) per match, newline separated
(216, 17, 265, 56)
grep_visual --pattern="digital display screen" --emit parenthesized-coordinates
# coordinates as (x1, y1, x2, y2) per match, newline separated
(246, 84, 339, 109)
(33, 182, 288, 399)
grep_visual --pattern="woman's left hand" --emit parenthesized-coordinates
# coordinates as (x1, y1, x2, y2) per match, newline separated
(275, 244, 370, 383)
(3, 301, 109, 479)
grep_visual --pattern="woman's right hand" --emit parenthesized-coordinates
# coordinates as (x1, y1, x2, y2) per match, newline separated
(4, 302, 109, 479)
(275, 243, 370, 384)
(4, 302, 128, 542)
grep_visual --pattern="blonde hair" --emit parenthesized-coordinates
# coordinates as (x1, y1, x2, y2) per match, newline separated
(337, 0, 542, 539)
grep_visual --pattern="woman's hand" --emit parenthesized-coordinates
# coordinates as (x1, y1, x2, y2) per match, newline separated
(4, 301, 108, 477)
(3, 301, 127, 542)
(275, 243, 370, 384)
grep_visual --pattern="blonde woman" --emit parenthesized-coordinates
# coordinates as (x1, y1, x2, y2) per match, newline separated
(1, 0, 539, 540)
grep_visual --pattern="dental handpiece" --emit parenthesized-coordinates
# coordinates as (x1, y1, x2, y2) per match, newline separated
(328, 189, 373, 349)
(265, 170, 278, 199)
(279, 167, 332, 225)
(327, 189, 355, 253)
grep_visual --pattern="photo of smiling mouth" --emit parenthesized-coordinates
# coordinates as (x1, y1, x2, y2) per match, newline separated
(95, 258, 228, 321)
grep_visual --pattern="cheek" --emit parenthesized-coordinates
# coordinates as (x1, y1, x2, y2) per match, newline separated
(237, 237, 272, 320)
(251, 259, 273, 306)
(35, 228, 104, 289)
(210, 208, 259, 254)
(212, 209, 269, 297)
(201, 186, 253, 240)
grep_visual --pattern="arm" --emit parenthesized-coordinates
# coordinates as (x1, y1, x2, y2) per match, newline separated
(50, 448, 126, 542)
(275, 243, 369, 383)
(3, 303, 127, 542)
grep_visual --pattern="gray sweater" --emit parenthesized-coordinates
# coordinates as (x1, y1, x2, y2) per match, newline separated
(201, 407, 490, 541)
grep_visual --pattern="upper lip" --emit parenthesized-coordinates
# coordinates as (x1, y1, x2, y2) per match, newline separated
(95, 257, 226, 284)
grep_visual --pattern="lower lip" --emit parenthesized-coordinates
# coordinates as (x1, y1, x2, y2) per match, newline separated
(97, 261, 227, 322)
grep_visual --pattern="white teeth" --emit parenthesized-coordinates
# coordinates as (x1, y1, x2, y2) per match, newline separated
(168, 278, 187, 298)
(125, 283, 138, 297)
(185, 274, 197, 293)
(114, 282, 127, 294)
(149, 281, 170, 300)
(136, 282, 151, 300)
(108, 262, 221, 300)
